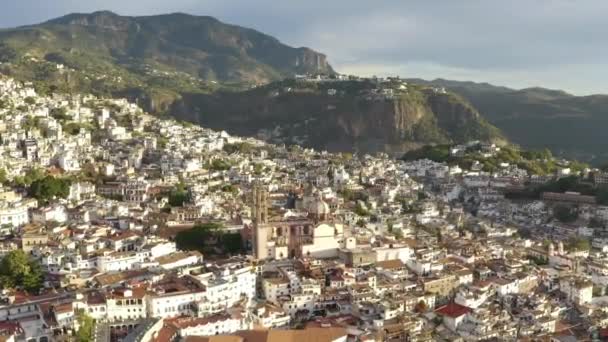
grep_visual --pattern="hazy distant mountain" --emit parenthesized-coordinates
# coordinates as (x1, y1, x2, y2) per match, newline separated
(0, 11, 333, 112)
(408, 78, 608, 164)
(1, 11, 332, 82)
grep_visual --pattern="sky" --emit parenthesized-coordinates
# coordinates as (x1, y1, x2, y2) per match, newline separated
(0, 0, 606, 95)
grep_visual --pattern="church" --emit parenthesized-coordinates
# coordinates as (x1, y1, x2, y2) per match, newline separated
(250, 184, 349, 260)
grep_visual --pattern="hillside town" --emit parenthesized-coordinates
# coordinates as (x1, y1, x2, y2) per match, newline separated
(2, 74, 608, 342)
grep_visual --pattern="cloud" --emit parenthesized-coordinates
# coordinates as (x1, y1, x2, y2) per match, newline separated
(0, 0, 606, 94)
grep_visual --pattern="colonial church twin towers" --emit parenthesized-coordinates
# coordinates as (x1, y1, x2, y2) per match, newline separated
(250, 183, 348, 261)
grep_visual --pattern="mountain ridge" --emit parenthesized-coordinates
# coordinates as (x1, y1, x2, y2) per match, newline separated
(0, 11, 505, 155)
(409, 78, 608, 164)
(0, 11, 333, 84)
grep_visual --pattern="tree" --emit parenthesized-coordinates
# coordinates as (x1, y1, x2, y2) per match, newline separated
(414, 300, 428, 313)
(0, 250, 44, 293)
(593, 286, 604, 297)
(0, 169, 7, 185)
(0, 43, 17, 62)
(553, 205, 578, 223)
(354, 202, 369, 216)
(50, 107, 70, 121)
(517, 227, 533, 239)
(223, 142, 253, 154)
(168, 184, 190, 207)
(24, 97, 36, 105)
(223, 233, 244, 254)
(402, 144, 451, 163)
(63, 122, 85, 135)
(567, 237, 590, 252)
(76, 311, 95, 342)
(157, 137, 169, 149)
(21, 116, 43, 131)
(115, 114, 133, 127)
(13, 168, 45, 187)
(29, 176, 71, 203)
(436, 230, 443, 243)
(589, 217, 606, 229)
(176, 223, 217, 251)
(597, 187, 608, 206)
(393, 229, 403, 239)
(221, 184, 238, 195)
(208, 159, 231, 171)
(253, 163, 264, 175)
(174, 223, 244, 255)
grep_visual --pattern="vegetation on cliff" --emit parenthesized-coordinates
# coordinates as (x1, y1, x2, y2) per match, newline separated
(403, 144, 587, 175)
(171, 79, 505, 153)
(409, 78, 608, 165)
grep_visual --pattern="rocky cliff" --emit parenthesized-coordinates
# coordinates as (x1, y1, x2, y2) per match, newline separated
(171, 80, 504, 154)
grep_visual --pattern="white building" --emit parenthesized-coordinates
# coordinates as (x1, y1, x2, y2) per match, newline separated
(97, 251, 143, 273)
(57, 152, 81, 171)
(31, 205, 67, 224)
(105, 288, 147, 322)
(0, 188, 36, 229)
(375, 245, 415, 263)
(196, 262, 257, 315)
(147, 278, 206, 319)
(156, 251, 202, 270)
(559, 277, 593, 305)
(169, 313, 248, 338)
(251, 303, 291, 328)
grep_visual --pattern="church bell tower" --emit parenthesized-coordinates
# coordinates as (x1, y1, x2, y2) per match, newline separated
(252, 184, 269, 260)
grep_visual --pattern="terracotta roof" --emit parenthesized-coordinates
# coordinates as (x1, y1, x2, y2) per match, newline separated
(94, 269, 148, 286)
(53, 302, 73, 314)
(185, 327, 347, 342)
(168, 314, 233, 329)
(435, 303, 472, 318)
(156, 251, 202, 266)
(376, 259, 404, 270)
(185, 337, 242, 342)
(86, 291, 106, 305)
(265, 278, 289, 285)
(153, 324, 179, 342)
(108, 286, 147, 299)
(0, 322, 23, 335)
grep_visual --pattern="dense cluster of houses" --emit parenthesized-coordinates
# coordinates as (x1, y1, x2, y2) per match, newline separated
(1, 74, 608, 342)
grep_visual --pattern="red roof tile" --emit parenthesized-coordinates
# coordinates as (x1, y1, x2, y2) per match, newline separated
(435, 303, 472, 318)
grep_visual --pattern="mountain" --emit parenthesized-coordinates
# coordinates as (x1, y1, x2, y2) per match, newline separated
(408, 78, 608, 164)
(170, 79, 505, 154)
(0, 11, 333, 111)
(0, 11, 503, 154)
